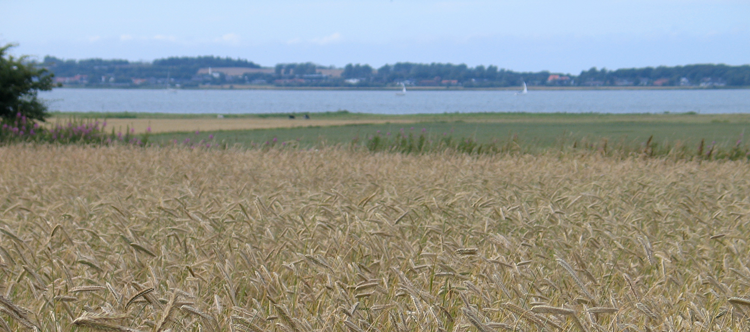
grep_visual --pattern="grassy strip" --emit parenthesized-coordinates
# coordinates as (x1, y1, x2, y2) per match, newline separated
(50, 110, 750, 123)
(149, 119, 750, 156)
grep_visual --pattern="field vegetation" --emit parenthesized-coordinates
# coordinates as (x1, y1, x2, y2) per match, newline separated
(124, 112, 750, 160)
(47, 112, 750, 159)
(2, 145, 750, 331)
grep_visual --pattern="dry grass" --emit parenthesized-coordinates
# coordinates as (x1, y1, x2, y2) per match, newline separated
(1, 145, 750, 331)
(47, 113, 750, 136)
(47, 118, 422, 134)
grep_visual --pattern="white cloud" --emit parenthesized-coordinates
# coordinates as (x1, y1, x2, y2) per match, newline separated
(153, 35, 177, 42)
(286, 37, 302, 45)
(87, 36, 101, 42)
(310, 32, 342, 45)
(120, 34, 133, 41)
(215, 33, 241, 45)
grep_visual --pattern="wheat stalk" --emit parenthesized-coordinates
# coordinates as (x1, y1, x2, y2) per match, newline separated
(1, 145, 749, 330)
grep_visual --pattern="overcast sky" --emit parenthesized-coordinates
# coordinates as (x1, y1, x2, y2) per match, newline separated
(1, 0, 748, 73)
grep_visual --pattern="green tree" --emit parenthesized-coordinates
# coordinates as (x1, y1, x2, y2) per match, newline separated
(342, 64, 373, 79)
(0, 44, 55, 121)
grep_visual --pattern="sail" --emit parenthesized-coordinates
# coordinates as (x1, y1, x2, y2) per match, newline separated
(396, 82, 406, 96)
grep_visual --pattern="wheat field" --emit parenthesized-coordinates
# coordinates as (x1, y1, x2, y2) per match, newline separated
(2, 145, 750, 331)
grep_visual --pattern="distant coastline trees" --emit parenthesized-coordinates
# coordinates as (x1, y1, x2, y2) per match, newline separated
(275, 63, 318, 76)
(577, 64, 750, 87)
(37, 54, 750, 88)
(43, 55, 262, 84)
(342, 64, 373, 79)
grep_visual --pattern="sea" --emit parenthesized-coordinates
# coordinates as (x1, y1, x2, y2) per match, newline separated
(39, 88, 750, 115)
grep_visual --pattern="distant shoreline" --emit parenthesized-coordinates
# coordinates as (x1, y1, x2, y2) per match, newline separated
(54, 85, 748, 91)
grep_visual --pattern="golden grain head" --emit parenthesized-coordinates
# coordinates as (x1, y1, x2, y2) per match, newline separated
(0, 145, 749, 330)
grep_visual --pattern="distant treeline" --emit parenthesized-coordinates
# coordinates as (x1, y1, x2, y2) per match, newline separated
(39, 55, 750, 88)
(42, 56, 261, 83)
(576, 64, 750, 87)
(371, 63, 553, 87)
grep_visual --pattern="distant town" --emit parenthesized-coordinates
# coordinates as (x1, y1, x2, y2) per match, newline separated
(40, 56, 750, 89)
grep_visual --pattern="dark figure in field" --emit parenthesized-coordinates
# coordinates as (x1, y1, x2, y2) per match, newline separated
(304, 114, 310, 119)
(289, 115, 295, 119)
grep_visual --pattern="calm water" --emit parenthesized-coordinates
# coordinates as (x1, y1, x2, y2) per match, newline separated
(40, 88, 750, 114)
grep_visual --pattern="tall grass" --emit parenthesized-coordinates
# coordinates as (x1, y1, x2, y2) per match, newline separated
(356, 129, 750, 161)
(1, 145, 750, 330)
(0, 115, 150, 146)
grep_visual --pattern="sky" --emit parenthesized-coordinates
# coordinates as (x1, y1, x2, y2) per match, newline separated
(1, 0, 748, 74)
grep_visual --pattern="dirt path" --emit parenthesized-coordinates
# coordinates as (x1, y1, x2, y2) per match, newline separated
(48, 118, 422, 134)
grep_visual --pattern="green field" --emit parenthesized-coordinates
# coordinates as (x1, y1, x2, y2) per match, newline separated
(147, 112, 750, 153)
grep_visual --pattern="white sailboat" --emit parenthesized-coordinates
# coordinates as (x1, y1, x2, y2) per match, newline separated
(395, 82, 406, 96)
(515, 81, 528, 95)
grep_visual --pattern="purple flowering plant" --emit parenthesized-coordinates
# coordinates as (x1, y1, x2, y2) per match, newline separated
(0, 115, 151, 146)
